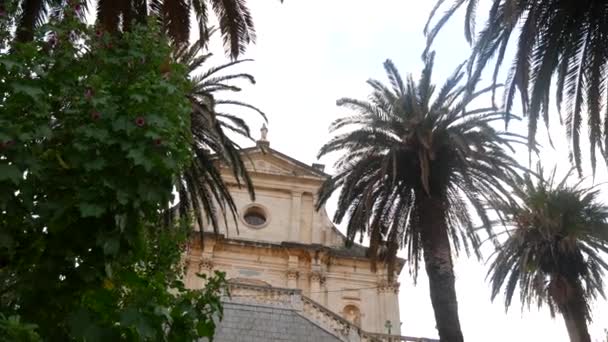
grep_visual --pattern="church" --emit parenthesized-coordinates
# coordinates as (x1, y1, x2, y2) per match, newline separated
(186, 126, 436, 342)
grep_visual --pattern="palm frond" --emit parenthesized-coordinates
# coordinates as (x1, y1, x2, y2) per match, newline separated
(169, 36, 264, 235)
(161, 0, 191, 44)
(426, 0, 608, 174)
(208, 0, 255, 59)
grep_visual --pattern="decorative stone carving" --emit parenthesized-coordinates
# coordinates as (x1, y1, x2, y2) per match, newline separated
(199, 257, 214, 272)
(310, 271, 323, 282)
(377, 280, 400, 294)
(256, 161, 292, 176)
(285, 269, 300, 288)
(286, 269, 299, 281)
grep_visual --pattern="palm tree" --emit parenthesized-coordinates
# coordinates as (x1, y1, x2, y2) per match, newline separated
(316, 52, 525, 342)
(12, 0, 260, 58)
(170, 34, 266, 233)
(487, 168, 608, 342)
(425, 0, 608, 175)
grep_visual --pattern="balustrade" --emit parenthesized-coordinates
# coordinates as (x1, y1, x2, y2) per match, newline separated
(222, 282, 437, 342)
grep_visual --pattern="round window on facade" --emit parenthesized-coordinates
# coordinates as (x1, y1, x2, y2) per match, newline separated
(241, 205, 269, 228)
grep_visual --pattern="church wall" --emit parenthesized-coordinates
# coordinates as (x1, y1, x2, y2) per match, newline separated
(213, 248, 287, 287)
(216, 158, 348, 248)
(188, 146, 403, 335)
(211, 183, 342, 248)
(323, 260, 378, 332)
(186, 238, 401, 335)
(213, 187, 293, 243)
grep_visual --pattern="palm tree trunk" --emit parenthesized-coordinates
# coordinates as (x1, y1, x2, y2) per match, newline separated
(559, 286, 591, 342)
(418, 195, 464, 342)
(16, 0, 44, 42)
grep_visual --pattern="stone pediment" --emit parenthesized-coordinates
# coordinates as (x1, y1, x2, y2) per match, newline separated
(239, 147, 328, 179)
(248, 156, 295, 177)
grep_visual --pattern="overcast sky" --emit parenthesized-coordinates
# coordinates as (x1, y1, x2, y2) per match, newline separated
(199, 1, 608, 341)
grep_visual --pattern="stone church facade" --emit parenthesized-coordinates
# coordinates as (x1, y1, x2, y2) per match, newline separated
(185, 128, 435, 342)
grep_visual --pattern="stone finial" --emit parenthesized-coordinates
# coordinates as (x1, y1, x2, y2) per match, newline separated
(257, 124, 270, 148)
(261, 124, 268, 140)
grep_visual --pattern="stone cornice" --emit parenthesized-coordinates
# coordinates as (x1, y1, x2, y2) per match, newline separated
(188, 233, 406, 274)
(377, 280, 400, 294)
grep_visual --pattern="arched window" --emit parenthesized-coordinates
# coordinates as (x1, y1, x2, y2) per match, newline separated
(342, 304, 361, 326)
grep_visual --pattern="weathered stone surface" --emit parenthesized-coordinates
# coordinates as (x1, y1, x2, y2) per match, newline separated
(187, 141, 404, 336)
(211, 302, 342, 342)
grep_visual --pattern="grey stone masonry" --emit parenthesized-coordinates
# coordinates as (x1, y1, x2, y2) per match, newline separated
(212, 302, 342, 342)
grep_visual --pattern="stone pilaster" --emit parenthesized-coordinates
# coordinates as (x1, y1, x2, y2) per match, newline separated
(311, 194, 321, 244)
(289, 191, 302, 241)
(377, 280, 401, 335)
(309, 271, 325, 303)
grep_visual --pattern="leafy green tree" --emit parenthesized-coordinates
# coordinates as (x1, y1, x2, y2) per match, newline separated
(8, 0, 262, 58)
(488, 168, 608, 342)
(0, 10, 228, 341)
(426, 0, 608, 174)
(316, 53, 524, 342)
(0, 314, 40, 342)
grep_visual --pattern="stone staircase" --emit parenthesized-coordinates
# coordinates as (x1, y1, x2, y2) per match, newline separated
(223, 282, 437, 342)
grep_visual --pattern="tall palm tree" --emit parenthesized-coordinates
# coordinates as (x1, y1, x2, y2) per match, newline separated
(170, 34, 266, 233)
(316, 52, 525, 342)
(487, 168, 608, 342)
(425, 0, 608, 175)
(12, 0, 260, 59)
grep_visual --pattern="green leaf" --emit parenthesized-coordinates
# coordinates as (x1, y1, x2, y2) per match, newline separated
(18, 132, 32, 141)
(0, 164, 21, 184)
(129, 94, 147, 103)
(35, 125, 52, 139)
(126, 148, 152, 171)
(112, 116, 129, 132)
(104, 263, 113, 279)
(103, 238, 119, 257)
(0, 60, 20, 70)
(83, 127, 109, 141)
(119, 308, 156, 339)
(196, 320, 215, 337)
(11, 83, 44, 100)
(84, 159, 106, 171)
(68, 308, 101, 342)
(0, 231, 15, 252)
(116, 191, 129, 205)
(79, 203, 105, 218)
(153, 306, 172, 322)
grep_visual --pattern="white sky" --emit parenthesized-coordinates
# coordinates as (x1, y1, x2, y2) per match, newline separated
(199, 1, 608, 341)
